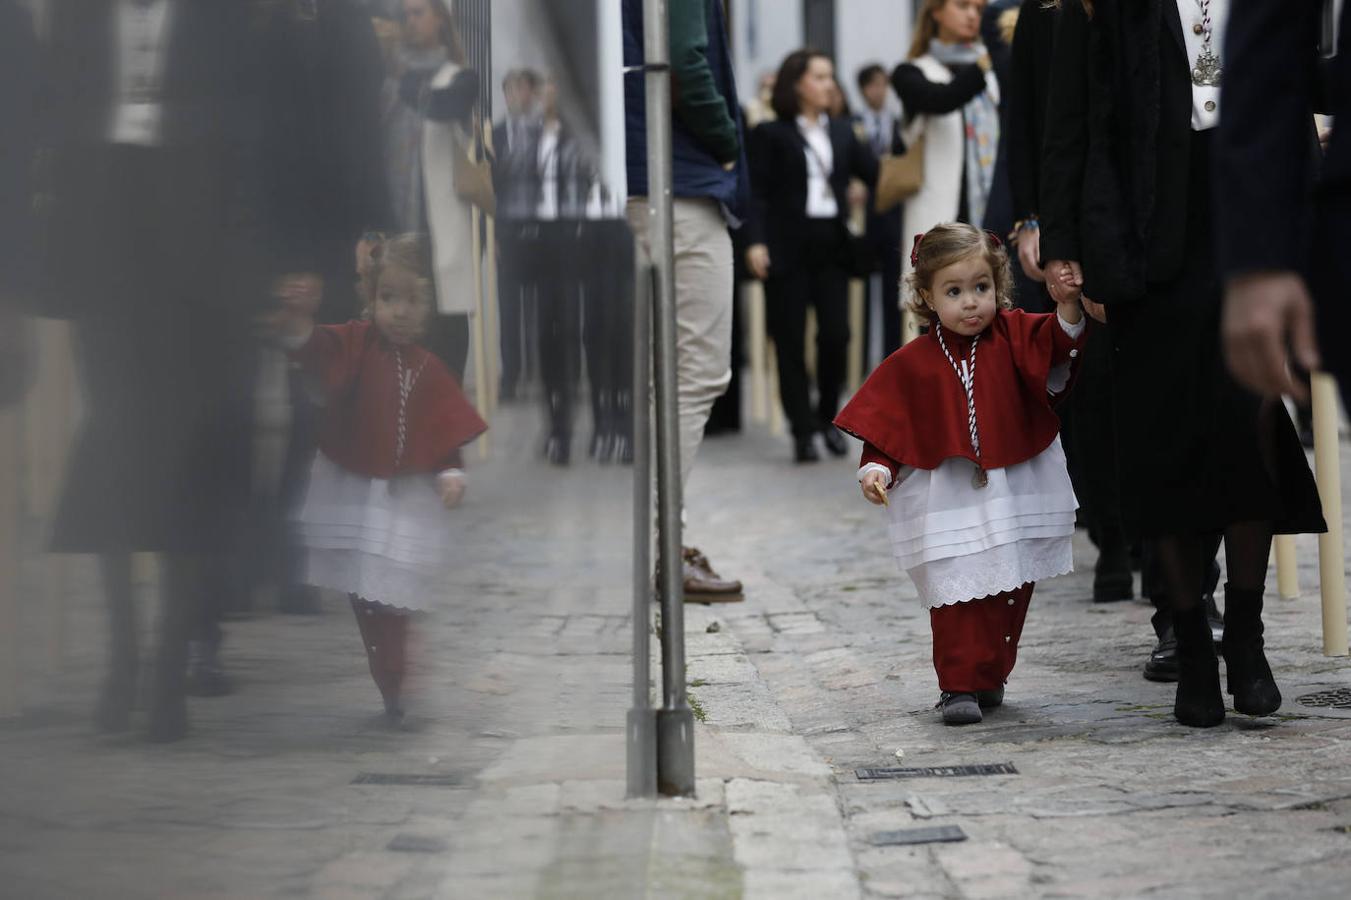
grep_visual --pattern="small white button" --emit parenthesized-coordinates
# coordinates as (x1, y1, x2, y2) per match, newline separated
(1005, 635, 1011, 643)
(1069, 349, 1079, 359)
(1008, 598, 1016, 606)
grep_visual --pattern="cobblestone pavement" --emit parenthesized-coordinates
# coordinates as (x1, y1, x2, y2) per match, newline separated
(3, 403, 1351, 898)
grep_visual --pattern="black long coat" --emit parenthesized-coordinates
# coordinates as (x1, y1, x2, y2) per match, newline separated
(38, 1, 258, 554)
(258, 0, 391, 320)
(1038, 0, 1196, 305)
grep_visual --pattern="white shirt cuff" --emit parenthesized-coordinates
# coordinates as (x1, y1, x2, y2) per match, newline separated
(1057, 312, 1086, 340)
(857, 463, 894, 488)
(437, 468, 465, 481)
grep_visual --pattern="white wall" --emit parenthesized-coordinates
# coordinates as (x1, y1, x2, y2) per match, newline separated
(835, 0, 912, 114)
(732, 0, 804, 107)
(731, 0, 913, 113)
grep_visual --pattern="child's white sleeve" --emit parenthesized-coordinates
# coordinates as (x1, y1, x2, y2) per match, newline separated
(857, 463, 894, 487)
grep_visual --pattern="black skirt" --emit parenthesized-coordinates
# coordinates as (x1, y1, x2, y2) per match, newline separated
(1106, 133, 1324, 538)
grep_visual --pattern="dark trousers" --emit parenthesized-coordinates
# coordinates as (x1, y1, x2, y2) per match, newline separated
(766, 221, 850, 439)
(581, 219, 635, 441)
(531, 221, 582, 438)
(497, 228, 535, 394)
(866, 209, 903, 361)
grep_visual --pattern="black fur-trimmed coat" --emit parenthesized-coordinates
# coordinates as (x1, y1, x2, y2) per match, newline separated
(1038, 0, 1197, 305)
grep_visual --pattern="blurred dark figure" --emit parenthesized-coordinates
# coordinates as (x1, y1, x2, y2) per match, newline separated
(259, 0, 391, 325)
(979, 0, 1020, 253)
(1216, 2, 1348, 406)
(256, 0, 391, 617)
(530, 78, 595, 466)
(852, 63, 904, 362)
(0, 0, 37, 406)
(37, 0, 258, 741)
(1002, 0, 1053, 313)
(581, 199, 637, 463)
(493, 68, 543, 402)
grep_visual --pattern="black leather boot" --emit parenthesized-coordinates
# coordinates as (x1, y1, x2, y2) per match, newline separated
(1221, 584, 1281, 716)
(589, 389, 614, 463)
(1172, 604, 1225, 727)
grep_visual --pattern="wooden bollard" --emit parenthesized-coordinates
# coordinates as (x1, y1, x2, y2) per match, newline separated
(1274, 534, 1300, 602)
(1312, 372, 1348, 656)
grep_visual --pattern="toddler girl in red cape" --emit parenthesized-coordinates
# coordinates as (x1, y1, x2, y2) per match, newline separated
(835, 223, 1086, 724)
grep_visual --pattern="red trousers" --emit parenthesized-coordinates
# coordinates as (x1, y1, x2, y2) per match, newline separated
(929, 582, 1034, 693)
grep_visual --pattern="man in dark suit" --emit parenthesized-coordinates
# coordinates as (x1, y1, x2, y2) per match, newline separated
(1216, 1, 1344, 406)
(853, 63, 904, 362)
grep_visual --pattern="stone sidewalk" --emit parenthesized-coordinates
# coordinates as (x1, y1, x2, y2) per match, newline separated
(2, 403, 1351, 898)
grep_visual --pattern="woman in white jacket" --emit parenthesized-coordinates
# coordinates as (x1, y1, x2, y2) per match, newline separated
(382, 0, 479, 379)
(891, 0, 1000, 341)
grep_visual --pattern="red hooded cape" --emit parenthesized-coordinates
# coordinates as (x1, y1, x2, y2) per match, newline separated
(294, 321, 488, 477)
(834, 310, 1083, 473)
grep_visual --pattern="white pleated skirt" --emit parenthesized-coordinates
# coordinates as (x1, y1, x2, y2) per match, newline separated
(293, 453, 455, 611)
(887, 437, 1078, 609)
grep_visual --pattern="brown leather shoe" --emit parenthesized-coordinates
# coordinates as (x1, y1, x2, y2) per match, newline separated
(682, 547, 743, 602)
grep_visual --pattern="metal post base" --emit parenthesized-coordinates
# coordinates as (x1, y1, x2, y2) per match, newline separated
(656, 707, 696, 797)
(627, 708, 658, 798)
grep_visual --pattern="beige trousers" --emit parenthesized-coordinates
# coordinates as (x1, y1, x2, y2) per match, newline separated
(625, 197, 734, 488)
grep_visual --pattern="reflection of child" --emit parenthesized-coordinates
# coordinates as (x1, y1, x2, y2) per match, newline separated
(282, 235, 486, 723)
(835, 224, 1085, 725)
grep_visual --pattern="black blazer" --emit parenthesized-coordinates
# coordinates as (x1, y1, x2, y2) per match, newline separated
(746, 116, 877, 275)
(1039, 0, 1197, 305)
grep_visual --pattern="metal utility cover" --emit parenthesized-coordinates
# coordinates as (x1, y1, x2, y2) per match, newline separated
(870, 825, 968, 846)
(387, 833, 449, 854)
(855, 763, 1018, 781)
(352, 773, 465, 786)
(1297, 688, 1351, 710)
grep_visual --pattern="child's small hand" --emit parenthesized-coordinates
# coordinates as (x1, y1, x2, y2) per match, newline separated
(860, 470, 890, 506)
(437, 471, 466, 509)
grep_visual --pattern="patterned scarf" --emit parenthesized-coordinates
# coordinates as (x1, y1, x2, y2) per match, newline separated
(382, 45, 449, 232)
(927, 39, 1000, 228)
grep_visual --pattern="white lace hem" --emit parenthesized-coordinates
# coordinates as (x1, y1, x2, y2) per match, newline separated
(910, 537, 1075, 609)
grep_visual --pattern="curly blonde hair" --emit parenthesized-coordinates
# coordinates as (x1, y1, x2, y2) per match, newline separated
(362, 233, 435, 315)
(904, 223, 1016, 321)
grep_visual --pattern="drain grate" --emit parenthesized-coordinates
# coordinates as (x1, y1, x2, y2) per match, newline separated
(856, 762, 1018, 781)
(352, 773, 465, 786)
(1297, 688, 1351, 710)
(387, 833, 449, 853)
(870, 825, 967, 846)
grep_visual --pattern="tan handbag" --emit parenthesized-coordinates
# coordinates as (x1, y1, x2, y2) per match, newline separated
(874, 133, 924, 214)
(453, 141, 496, 217)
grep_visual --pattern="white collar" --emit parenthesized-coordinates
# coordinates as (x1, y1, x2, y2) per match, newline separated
(795, 113, 829, 132)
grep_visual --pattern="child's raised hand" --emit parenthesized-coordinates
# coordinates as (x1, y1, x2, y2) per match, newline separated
(860, 470, 890, 507)
(437, 471, 466, 509)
